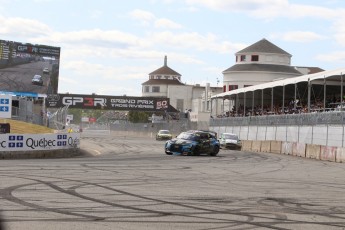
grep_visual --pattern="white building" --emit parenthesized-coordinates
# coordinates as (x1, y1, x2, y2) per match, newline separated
(222, 38, 305, 92)
(141, 56, 223, 120)
(216, 38, 324, 116)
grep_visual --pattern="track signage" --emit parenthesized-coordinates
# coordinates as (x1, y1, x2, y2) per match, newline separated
(46, 93, 172, 112)
(0, 95, 11, 118)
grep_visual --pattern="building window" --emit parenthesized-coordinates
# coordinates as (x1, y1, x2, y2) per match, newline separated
(229, 85, 238, 91)
(240, 55, 246, 62)
(223, 85, 226, 92)
(236, 56, 238, 62)
(144, 86, 149, 92)
(152, 86, 160, 93)
(251, 55, 259, 61)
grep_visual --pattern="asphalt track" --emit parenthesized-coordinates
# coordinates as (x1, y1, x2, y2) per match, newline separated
(0, 132, 345, 230)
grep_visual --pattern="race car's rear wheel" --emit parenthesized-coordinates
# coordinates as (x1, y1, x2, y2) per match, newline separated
(210, 145, 219, 156)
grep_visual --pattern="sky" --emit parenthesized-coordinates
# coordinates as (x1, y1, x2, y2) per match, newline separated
(1, 0, 345, 96)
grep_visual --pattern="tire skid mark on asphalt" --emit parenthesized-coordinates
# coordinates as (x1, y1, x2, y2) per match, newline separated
(0, 183, 102, 220)
(2, 138, 345, 228)
(0, 178, 337, 229)
(79, 163, 117, 170)
(0, 174, 304, 229)
(257, 197, 345, 221)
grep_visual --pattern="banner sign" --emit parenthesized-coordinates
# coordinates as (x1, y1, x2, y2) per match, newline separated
(0, 133, 80, 152)
(0, 94, 11, 118)
(46, 93, 172, 112)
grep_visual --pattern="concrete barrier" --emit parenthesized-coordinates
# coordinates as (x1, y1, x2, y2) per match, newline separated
(270, 141, 282, 154)
(336, 147, 345, 163)
(252, 141, 261, 152)
(320, 146, 336, 162)
(282, 142, 293, 155)
(306, 144, 321, 160)
(260, 141, 271, 152)
(0, 149, 82, 159)
(241, 140, 252, 151)
(239, 139, 344, 164)
(292, 142, 306, 157)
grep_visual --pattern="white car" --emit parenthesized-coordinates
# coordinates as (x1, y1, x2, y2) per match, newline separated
(219, 133, 242, 150)
(32, 75, 43, 86)
(43, 67, 50, 74)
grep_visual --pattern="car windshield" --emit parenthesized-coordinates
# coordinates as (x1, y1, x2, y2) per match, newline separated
(159, 130, 170, 134)
(223, 134, 238, 140)
(176, 132, 199, 141)
(33, 75, 41, 79)
(177, 133, 195, 141)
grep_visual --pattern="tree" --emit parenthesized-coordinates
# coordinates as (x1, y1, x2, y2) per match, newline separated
(127, 111, 151, 123)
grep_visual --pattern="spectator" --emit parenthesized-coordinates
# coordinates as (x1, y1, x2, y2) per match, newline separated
(184, 109, 189, 118)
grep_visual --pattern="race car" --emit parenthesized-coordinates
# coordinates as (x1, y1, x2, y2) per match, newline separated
(165, 130, 220, 156)
(219, 133, 242, 150)
(156, 130, 172, 140)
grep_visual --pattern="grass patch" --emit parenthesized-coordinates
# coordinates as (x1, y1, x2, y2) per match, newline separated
(0, 119, 55, 134)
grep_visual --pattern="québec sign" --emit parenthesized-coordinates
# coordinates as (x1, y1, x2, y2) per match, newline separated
(0, 133, 80, 151)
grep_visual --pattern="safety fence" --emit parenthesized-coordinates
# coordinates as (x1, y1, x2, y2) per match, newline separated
(209, 111, 345, 163)
(211, 124, 345, 148)
(108, 120, 211, 138)
(210, 111, 345, 126)
(47, 105, 69, 130)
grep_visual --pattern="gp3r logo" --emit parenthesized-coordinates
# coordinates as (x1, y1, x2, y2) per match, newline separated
(62, 97, 107, 107)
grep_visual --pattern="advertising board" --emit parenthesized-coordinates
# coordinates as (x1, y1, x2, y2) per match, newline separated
(0, 95, 11, 118)
(46, 93, 177, 112)
(0, 133, 80, 151)
(0, 39, 61, 96)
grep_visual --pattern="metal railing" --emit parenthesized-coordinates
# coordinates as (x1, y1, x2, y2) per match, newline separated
(47, 105, 69, 130)
(210, 111, 345, 127)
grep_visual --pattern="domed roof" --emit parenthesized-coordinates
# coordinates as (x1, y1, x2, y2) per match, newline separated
(236, 38, 291, 56)
(149, 56, 181, 76)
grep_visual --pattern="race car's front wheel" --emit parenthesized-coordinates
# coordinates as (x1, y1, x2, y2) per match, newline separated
(210, 145, 220, 156)
(192, 146, 200, 156)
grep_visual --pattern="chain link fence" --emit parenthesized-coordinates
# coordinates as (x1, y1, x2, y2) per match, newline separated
(209, 112, 345, 147)
(46, 105, 69, 130)
(109, 120, 199, 138)
(210, 111, 345, 127)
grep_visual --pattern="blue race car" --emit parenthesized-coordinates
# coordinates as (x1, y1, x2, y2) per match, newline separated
(164, 130, 220, 156)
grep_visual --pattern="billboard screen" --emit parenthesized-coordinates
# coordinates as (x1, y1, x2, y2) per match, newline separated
(46, 93, 178, 112)
(0, 39, 61, 96)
